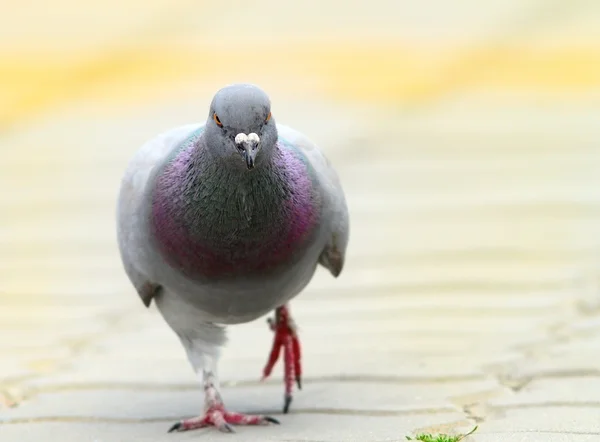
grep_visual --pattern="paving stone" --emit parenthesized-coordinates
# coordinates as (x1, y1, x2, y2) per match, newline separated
(0, 412, 467, 442)
(492, 352, 600, 383)
(2, 384, 466, 422)
(0, 361, 36, 383)
(473, 433, 599, 442)
(489, 378, 600, 406)
(481, 407, 600, 435)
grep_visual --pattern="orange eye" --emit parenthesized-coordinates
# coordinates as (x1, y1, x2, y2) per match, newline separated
(265, 112, 272, 123)
(213, 113, 223, 127)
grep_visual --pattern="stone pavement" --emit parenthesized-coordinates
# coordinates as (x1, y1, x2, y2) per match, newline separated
(2, 1, 600, 441)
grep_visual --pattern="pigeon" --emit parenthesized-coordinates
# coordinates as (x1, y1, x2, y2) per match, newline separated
(116, 83, 349, 433)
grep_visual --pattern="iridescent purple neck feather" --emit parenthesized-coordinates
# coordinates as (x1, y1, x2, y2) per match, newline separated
(150, 129, 322, 280)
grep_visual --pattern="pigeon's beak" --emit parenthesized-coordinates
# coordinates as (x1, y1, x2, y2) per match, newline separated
(243, 146, 257, 169)
(235, 133, 260, 170)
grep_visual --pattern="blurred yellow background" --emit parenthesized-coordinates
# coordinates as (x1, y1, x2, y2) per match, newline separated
(2, 1, 600, 437)
(3, 0, 600, 125)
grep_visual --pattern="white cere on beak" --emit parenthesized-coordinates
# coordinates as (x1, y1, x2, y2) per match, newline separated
(235, 133, 261, 145)
(235, 133, 248, 145)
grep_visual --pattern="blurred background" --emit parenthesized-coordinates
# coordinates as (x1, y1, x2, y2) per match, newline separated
(2, 0, 600, 438)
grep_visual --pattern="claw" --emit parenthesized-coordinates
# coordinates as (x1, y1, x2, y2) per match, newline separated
(219, 423, 235, 433)
(283, 394, 293, 414)
(167, 422, 182, 433)
(296, 375, 302, 390)
(264, 416, 281, 425)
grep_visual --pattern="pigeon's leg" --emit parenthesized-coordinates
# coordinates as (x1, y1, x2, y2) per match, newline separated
(155, 294, 280, 433)
(168, 368, 279, 433)
(163, 324, 279, 433)
(262, 304, 302, 413)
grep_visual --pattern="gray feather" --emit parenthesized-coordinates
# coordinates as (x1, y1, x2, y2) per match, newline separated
(117, 121, 349, 312)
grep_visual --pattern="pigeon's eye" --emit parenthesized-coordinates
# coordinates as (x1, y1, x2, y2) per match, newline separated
(213, 113, 223, 127)
(265, 112, 272, 123)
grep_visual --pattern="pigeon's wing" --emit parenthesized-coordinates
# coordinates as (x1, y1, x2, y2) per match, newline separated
(277, 124, 350, 277)
(116, 123, 203, 306)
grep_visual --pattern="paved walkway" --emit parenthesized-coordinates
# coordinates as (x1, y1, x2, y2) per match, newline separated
(2, 1, 600, 441)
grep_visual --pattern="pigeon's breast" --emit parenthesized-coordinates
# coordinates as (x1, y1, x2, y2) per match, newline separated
(150, 141, 323, 281)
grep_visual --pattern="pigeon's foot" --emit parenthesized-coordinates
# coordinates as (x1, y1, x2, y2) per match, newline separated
(167, 403, 279, 433)
(262, 304, 302, 414)
(168, 380, 279, 433)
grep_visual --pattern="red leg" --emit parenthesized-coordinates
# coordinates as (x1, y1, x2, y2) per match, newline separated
(262, 329, 283, 380)
(282, 332, 297, 413)
(262, 304, 303, 413)
(292, 335, 302, 389)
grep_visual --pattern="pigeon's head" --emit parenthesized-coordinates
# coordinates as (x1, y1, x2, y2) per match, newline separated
(205, 83, 278, 170)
